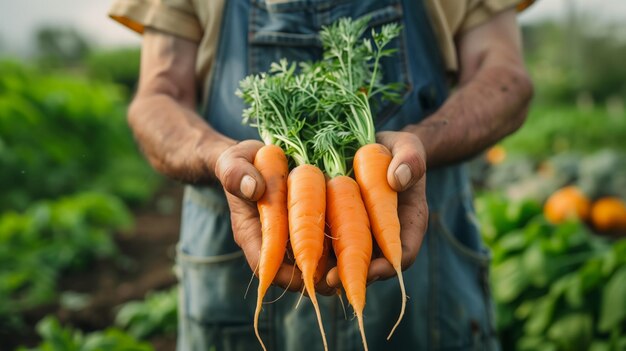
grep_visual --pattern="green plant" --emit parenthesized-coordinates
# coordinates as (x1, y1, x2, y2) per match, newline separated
(86, 48, 140, 92)
(17, 316, 153, 351)
(0, 59, 160, 212)
(501, 104, 626, 159)
(115, 287, 178, 339)
(0, 192, 131, 323)
(477, 193, 626, 350)
(522, 20, 626, 104)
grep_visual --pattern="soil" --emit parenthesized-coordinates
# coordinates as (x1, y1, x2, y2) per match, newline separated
(3, 184, 184, 351)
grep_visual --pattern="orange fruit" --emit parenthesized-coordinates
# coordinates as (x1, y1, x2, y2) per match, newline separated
(543, 186, 591, 224)
(485, 146, 507, 165)
(590, 197, 626, 233)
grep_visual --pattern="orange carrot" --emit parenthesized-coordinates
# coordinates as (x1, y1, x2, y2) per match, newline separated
(326, 175, 372, 351)
(315, 236, 331, 285)
(288, 164, 328, 351)
(253, 144, 290, 351)
(353, 143, 406, 339)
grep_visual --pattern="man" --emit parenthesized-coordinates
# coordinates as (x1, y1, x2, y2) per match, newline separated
(109, 0, 533, 350)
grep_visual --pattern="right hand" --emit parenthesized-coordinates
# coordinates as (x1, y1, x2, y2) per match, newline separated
(216, 140, 338, 295)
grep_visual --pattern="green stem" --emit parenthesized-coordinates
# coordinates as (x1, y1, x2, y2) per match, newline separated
(323, 145, 346, 178)
(266, 98, 290, 138)
(367, 48, 382, 95)
(251, 81, 278, 145)
(274, 134, 309, 165)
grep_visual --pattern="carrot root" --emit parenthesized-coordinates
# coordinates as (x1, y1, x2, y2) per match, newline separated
(253, 302, 267, 351)
(326, 176, 372, 351)
(295, 286, 305, 309)
(337, 290, 347, 320)
(307, 278, 328, 351)
(252, 145, 289, 351)
(354, 144, 408, 338)
(263, 265, 296, 305)
(357, 313, 369, 351)
(245, 258, 260, 300)
(387, 267, 406, 340)
(288, 164, 328, 350)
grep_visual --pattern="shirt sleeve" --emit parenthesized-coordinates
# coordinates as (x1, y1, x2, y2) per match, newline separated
(425, 0, 534, 73)
(108, 0, 202, 42)
(460, 0, 535, 33)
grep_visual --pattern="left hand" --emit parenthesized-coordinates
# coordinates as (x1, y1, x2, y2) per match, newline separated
(216, 141, 307, 293)
(326, 131, 429, 287)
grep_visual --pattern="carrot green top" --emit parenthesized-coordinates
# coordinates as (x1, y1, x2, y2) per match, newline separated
(237, 61, 315, 166)
(237, 17, 402, 174)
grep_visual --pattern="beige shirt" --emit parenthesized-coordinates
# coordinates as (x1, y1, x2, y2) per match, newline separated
(109, 0, 533, 87)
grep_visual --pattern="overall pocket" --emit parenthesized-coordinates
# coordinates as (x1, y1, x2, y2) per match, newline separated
(429, 191, 499, 351)
(177, 185, 265, 351)
(248, 0, 411, 123)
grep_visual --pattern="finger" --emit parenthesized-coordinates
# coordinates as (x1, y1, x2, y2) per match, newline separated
(226, 192, 263, 272)
(315, 256, 337, 296)
(325, 267, 340, 289)
(215, 140, 266, 201)
(315, 276, 337, 296)
(327, 256, 389, 289)
(367, 257, 396, 282)
(397, 176, 428, 269)
(228, 193, 304, 293)
(273, 263, 304, 293)
(376, 132, 426, 192)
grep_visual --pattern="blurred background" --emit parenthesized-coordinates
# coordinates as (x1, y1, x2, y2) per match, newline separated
(1, 1, 625, 350)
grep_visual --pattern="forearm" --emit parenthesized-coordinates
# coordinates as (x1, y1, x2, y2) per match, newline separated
(128, 94, 235, 183)
(128, 29, 236, 184)
(407, 63, 533, 168)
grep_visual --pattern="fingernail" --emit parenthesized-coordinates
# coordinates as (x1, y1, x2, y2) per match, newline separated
(394, 164, 412, 189)
(240, 175, 257, 199)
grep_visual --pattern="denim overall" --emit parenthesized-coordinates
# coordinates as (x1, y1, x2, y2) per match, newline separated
(177, 0, 499, 350)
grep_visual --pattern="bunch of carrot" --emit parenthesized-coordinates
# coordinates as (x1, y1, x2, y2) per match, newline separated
(236, 17, 405, 351)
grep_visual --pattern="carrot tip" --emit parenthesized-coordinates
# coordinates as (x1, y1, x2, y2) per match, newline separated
(263, 265, 296, 305)
(304, 277, 328, 351)
(309, 292, 328, 351)
(357, 313, 369, 351)
(386, 268, 407, 340)
(294, 285, 305, 309)
(254, 300, 268, 351)
(337, 293, 347, 320)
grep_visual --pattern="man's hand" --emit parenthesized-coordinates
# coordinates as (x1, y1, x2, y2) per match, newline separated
(129, 30, 313, 293)
(409, 8, 533, 168)
(325, 131, 429, 288)
(215, 140, 317, 293)
(215, 141, 338, 295)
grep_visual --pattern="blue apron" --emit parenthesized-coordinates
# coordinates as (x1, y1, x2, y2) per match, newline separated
(177, 0, 499, 350)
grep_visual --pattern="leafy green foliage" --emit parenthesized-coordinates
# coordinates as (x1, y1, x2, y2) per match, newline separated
(115, 287, 178, 339)
(17, 316, 153, 351)
(501, 104, 626, 159)
(317, 17, 402, 147)
(86, 48, 140, 93)
(35, 27, 90, 69)
(477, 193, 626, 350)
(237, 60, 315, 165)
(523, 21, 626, 104)
(0, 192, 131, 323)
(0, 60, 160, 211)
(237, 17, 402, 176)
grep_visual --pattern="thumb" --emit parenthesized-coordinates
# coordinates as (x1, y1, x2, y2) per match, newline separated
(377, 132, 427, 192)
(215, 140, 266, 201)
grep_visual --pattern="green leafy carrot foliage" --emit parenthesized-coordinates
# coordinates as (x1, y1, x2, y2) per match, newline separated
(237, 17, 403, 173)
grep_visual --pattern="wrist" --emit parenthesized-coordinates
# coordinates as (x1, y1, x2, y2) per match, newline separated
(403, 122, 437, 167)
(196, 132, 237, 181)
